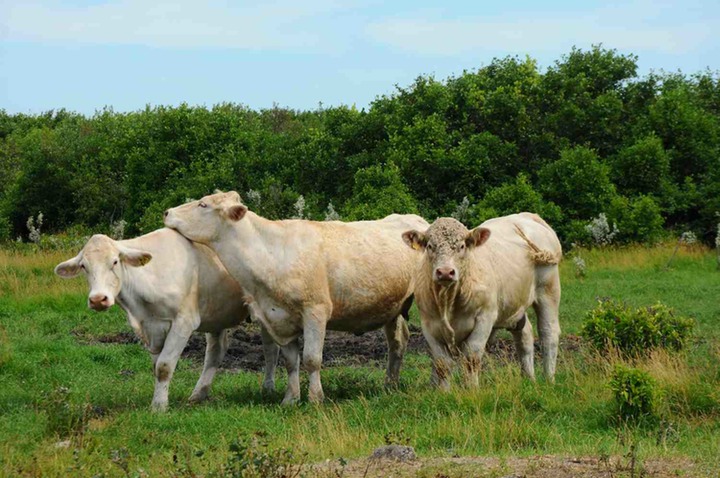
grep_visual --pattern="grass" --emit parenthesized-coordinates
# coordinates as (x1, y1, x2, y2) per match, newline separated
(1, 243, 719, 477)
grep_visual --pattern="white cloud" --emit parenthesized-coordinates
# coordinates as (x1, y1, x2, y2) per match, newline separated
(1, 0, 352, 50)
(366, 5, 714, 57)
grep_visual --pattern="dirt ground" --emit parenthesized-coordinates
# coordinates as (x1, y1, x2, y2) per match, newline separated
(88, 322, 584, 371)
(308, 454, 704, 478)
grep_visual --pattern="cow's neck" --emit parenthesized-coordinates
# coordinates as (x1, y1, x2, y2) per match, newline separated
(210, 212, 289, 297)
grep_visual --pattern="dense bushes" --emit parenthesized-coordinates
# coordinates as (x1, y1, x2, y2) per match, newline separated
(1, 46, 719, 244)
(582, 299, 695, 356)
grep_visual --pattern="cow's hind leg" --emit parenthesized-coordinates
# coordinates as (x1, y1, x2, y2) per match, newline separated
(260, 325, 280, 393)
(533, 269, 561, 382)
(280, 339, 301, 406)
(383, 315, 409, 388)
(510, 314, 535, 380)
(189, 329, 230, 403)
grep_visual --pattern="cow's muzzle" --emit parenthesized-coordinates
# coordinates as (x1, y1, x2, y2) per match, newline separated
(88, 293, 113, 311)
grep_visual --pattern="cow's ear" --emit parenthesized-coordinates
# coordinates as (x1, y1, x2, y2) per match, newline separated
(54, 254, 83, 278)
(466, 227, 491, 248)
(119, 246, 152, 267)
(402, 230, 427, 250)
(227, 204, 247, 222)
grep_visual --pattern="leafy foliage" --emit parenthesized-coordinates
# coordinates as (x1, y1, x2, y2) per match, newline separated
(581, 299, 695, 356)
(1, 46, 719, 245)
(609, 365, 660, 422)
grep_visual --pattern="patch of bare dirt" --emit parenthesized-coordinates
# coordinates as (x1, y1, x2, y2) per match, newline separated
(75, 322, 585, 372)
(310, 455, 703, 478)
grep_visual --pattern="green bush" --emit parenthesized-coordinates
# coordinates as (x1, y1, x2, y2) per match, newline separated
(609, 365, 660, 422)
(343, 161, 418, 220)
(608, 195, 665, 244)
(581, 299, 694, 356)
(469, 173, 563, 227)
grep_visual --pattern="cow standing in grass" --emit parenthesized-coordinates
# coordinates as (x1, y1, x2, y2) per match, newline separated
(54, 229, 279, 411)
(163, 191, 429, 404)
(402, 213, 562, 388)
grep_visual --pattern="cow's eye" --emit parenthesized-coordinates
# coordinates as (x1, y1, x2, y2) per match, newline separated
(113, 259, 119, 266)
(427, 243, 433, 251)
(459, 243, 465, 250)
(199, 202, 207, 208)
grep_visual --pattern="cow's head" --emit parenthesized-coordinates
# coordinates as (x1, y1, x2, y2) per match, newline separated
(54, 235, 152, 311)
(163, 191, 247, 244)
(402, 218, 490, 286)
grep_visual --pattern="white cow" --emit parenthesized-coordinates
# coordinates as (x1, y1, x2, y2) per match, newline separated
(401, 213, 562, 388)
(164, 191, 429, 404)
(54, 228, 279, 411)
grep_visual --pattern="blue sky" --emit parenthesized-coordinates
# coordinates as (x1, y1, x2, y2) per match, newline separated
(1, 0, 718, 115)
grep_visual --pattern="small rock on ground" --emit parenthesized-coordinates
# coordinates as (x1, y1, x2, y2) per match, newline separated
(370, 445, 416, 462)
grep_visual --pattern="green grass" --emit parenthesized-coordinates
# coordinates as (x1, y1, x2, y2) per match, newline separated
(1, 244, 719, 477)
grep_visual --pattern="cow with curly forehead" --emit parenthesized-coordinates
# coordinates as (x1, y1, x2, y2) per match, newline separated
(402, 213, 562, 389)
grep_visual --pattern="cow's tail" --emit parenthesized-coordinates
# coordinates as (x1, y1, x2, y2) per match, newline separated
(514, 224, 561, 266)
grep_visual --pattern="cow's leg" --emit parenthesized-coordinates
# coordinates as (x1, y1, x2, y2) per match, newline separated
(260, 324, 280, 393)
(280, 339, 301, 405)
(422, 328, 454, 391)
(534, 271, 561, 382)
(302, 305, 330, 404)
(460, 312, 496, 387)
(152, 316, 198, 412)
(383, 315, 409, 388)
(510, 314, 535, 380)
(189, 329, 230, 403)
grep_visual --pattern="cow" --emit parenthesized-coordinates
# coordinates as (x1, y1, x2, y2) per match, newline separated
(163, 191, 429, 404)
(54, 228, 279, 411)
(401, 213, 562, 389)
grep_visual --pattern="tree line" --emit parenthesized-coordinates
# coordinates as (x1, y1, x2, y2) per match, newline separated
(1, 46, 719, 247)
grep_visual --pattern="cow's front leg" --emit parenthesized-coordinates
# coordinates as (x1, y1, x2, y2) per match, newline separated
(152, 316, 197, 412)
(422, 327, 455, 391)
(189, 329, 230, 404)
(383, 315, 409, 388)
(302, 305, 330, 404)
(260, 324, 280, 393)
(280, 339, 300, 405)
(460, 312, 496, 388)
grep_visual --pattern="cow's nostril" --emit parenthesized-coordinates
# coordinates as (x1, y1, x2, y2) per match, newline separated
(449, 269, 455, 276)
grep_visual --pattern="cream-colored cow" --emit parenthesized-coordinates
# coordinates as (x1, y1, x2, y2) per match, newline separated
(164, 191, 428, 404)
(402, 213, 562, 388)
(55, 228, 279, 411)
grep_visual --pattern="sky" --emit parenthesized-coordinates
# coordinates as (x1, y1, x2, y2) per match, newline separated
(1, 0, 719, 115)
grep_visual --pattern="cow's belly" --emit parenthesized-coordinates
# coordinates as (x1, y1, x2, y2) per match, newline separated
(252, 296, 302, 344)
(328, 299, 405, 333)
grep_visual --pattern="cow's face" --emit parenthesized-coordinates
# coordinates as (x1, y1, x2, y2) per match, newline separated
(164, 191, 247, 244)
(54, 235, 152, 311)
(402, 218, 490, 286)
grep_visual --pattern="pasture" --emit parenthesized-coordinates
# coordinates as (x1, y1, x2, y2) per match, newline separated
(1, 243, 719, 477)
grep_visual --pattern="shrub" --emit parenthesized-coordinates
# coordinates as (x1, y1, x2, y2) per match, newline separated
(343, 161, 418, 221)
(469, 173, 563, 226)
(538, 146, 617, 220)
(608, 195, 665, 244)
(609, 365, 660, 422)
(581, 299, 694, 356)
